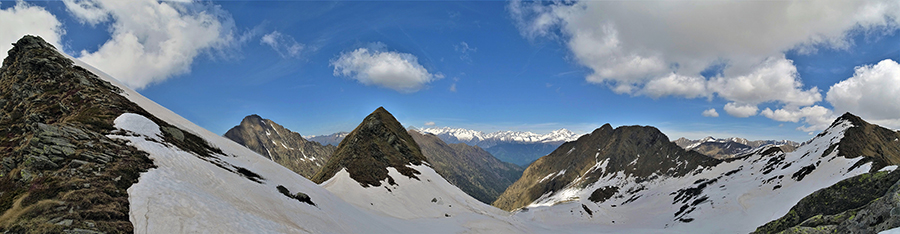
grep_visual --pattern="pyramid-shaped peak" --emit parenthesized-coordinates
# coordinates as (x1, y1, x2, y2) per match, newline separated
(311, 107, 427, 187)
(834, 112, 866, 126)
(238, 114, 269, 127)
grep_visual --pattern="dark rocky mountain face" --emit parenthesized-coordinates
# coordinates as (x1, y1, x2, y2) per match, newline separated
(0, 36, 158, 232)
(493, 124, 720, 211)
(224, 114, 335, 179)
(408, 130, 523, 204)
(835, 112, 900, 168)
(311, 107, 427, 187)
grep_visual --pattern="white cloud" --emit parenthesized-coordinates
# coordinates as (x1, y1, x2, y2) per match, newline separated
(826, 59, 900, 128)
(66, 0, 239, 90)
(723, 103, 758, 118)
(424, 121, 436, 126)
(260, 30, 304, 58)
(509, 0, 900, 131)
(0, 1, 64, 60)
(332, 43, 443, 93)
(701, 108, 719, 118)
(760, 106, 834, 132)
(708, 56, 821, 107)
(454, 41, 476, 62)
(449, 83, 457, 92)
(641, 73, 708, 99)
(62, 0, 109, 25)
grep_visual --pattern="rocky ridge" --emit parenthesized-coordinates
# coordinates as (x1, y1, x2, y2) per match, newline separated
(224, 114, 335, 179)
(0, 35, 159, 233)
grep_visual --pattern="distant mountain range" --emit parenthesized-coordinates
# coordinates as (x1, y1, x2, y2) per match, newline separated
(673, 136, 801, 159)
(308, 127, 584, 166)
(306, 132, 348, 146)
(416, 127, 582, 148)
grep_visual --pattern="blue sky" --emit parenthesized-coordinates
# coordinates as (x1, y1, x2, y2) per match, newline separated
(2, 0, 900, 142)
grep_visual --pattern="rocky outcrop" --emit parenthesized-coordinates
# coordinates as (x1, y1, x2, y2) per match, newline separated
(493, 124, 720, 211)
(753, 170, 900, 234)
(409, 130, 523, 204)
(0, 35, 156, 233)
(224, 114, 334, 179)
(310, 107, 427, 187)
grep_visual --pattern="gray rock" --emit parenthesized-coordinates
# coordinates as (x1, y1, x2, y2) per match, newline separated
(161, 126, 184, 142)
(68, 159, 88, 168)
(24, 155, 58, 170)
(63, 228, 104, 234)
(56, 219, 73, 226)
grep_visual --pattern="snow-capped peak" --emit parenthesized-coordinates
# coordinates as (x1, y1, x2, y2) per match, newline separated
(417, 127, 582, 145)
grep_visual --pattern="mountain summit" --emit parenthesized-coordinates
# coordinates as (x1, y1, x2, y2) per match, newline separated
(493, 124, 720, 211)
(311, 107, 427, 186)
(224, 114, 335, 178)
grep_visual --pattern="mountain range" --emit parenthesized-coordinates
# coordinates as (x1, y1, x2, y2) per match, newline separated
(674, 136, 801, 159)
(310, 127, 582, 166)
(3, 35, 900, 233)
(306, 132, 348, 147)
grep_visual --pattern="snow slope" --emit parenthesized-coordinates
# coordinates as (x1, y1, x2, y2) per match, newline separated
(514, 118, 874, 233)
(321, 164, 530, 232)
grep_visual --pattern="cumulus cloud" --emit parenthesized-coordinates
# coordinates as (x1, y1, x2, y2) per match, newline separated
(826, 59, 900, 128)
(708, 57, 821, 107)
(260, 31, 304, 58)
(0, 1, 64, 60)
(65, 0, 239, 90)
(509, 0, 900, 131)
(701, 108, 719, 118)
(62, 0, 109, 25)
(332, 43, 443, 93)
(723, 103, 758, 118)
(761, 106, 834, 132)
(424, 121, 436, 126)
